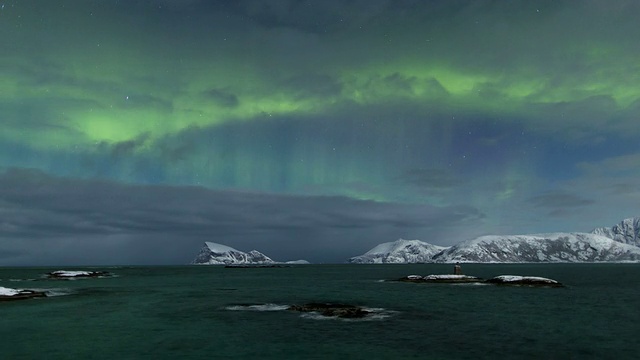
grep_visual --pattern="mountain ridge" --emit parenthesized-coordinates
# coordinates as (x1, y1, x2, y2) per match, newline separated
(192, 217, 640, 264)
(348, 239, 448, 264)
(591, 217, 640, 247)
(431, 232, 640, 263)
(350, 217, 640, 263)
(191, 242, 276, 265)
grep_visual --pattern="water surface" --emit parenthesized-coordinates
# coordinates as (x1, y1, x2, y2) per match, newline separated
(2, 264, 639, 359)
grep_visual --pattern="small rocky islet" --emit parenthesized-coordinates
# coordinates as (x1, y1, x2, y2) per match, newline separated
(1, 270, 116, 301)
(287, 303, 371, 319)
(226, 302, 382, 319)
(46, 270, 113, 279)
(0, 287, 47, 301)
(484, 275, 564, 287)
(399, 274, 484, 283)
(396, 273, 564, 287)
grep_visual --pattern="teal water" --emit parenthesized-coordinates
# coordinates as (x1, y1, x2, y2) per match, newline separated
(2, 264, 640, 359)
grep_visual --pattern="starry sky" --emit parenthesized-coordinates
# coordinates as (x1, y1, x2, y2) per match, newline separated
(1, 0, 639, 265)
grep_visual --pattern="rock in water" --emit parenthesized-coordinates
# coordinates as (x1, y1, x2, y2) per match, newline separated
(47, 270, 111, 279)
(288, 303, 371, 319)
(0, 287, 47, 301)
(397, 274, 483, 283)
(486, 275, 563, 287)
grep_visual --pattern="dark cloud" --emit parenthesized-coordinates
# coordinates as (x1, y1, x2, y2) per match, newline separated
(106, 132, 151, 158)
(202, 89, 239, 108)
(0, 168, 483, 265)
(401, 168, 463, 189)
(577, 153, 640, 176)
(230, 0, 392, 34)
(279, 73, 343, 99)
(157, 130, 199, 163)
(120, 94, 173, 112)
(605, 183, 640, 195)
(529, 191, 594, 210)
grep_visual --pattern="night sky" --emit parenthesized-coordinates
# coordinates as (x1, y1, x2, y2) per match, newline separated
(2, 0, 639, 265)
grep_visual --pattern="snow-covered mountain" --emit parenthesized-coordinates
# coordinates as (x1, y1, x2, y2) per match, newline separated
(348, 239, 448, 264)
(191, 242, 276, 265)
(591, 217, 640, 247)
(432, 233, 640, 263)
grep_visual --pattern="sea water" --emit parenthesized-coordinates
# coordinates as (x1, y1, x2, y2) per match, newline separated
(1, 264, 639, 359)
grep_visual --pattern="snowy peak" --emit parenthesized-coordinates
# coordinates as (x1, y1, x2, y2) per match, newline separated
(191, 242, 275, 265)
(348, 239, 448, 264)
(432, 232, 640, 263)
(591, 217, 640, 247)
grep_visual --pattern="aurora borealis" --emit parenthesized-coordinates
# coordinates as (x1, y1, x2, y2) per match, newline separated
(2, 0, 640, 265)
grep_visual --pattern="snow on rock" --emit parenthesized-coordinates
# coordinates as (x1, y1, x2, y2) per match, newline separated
(397, 274, 482, 283)
(200, 242, 237, 254)
(49, 271, 92, 277)
(486, 275, 563, 287)
(423, 274, 483, 283)
(423, 274, 477, 280)
(432, 232, 640, 263)
(591, 217, 640, 247)
(491, 275, 557, 283)
(0, 286, 47, 300)
(348, 239, 448, 264)
(47, 270, 111, 279)
(0, 286, 20, 296)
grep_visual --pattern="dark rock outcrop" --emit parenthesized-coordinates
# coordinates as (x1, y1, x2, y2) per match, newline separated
(288, 303, 370, 319)
(0, 288, 47, 301)
(485, 275, 564, 287)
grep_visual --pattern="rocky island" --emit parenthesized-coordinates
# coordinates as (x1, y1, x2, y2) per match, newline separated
(47, 270, 112, 279)
(396, 273, 563, 287)
(191, 242, 309, 265)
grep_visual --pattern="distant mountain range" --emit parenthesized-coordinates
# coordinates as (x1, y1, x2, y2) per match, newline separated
(349, 217, 640, 263)
(431, 233, 640, 263)
(193, 217, 640, 264)
(191, 242, 309, 265)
